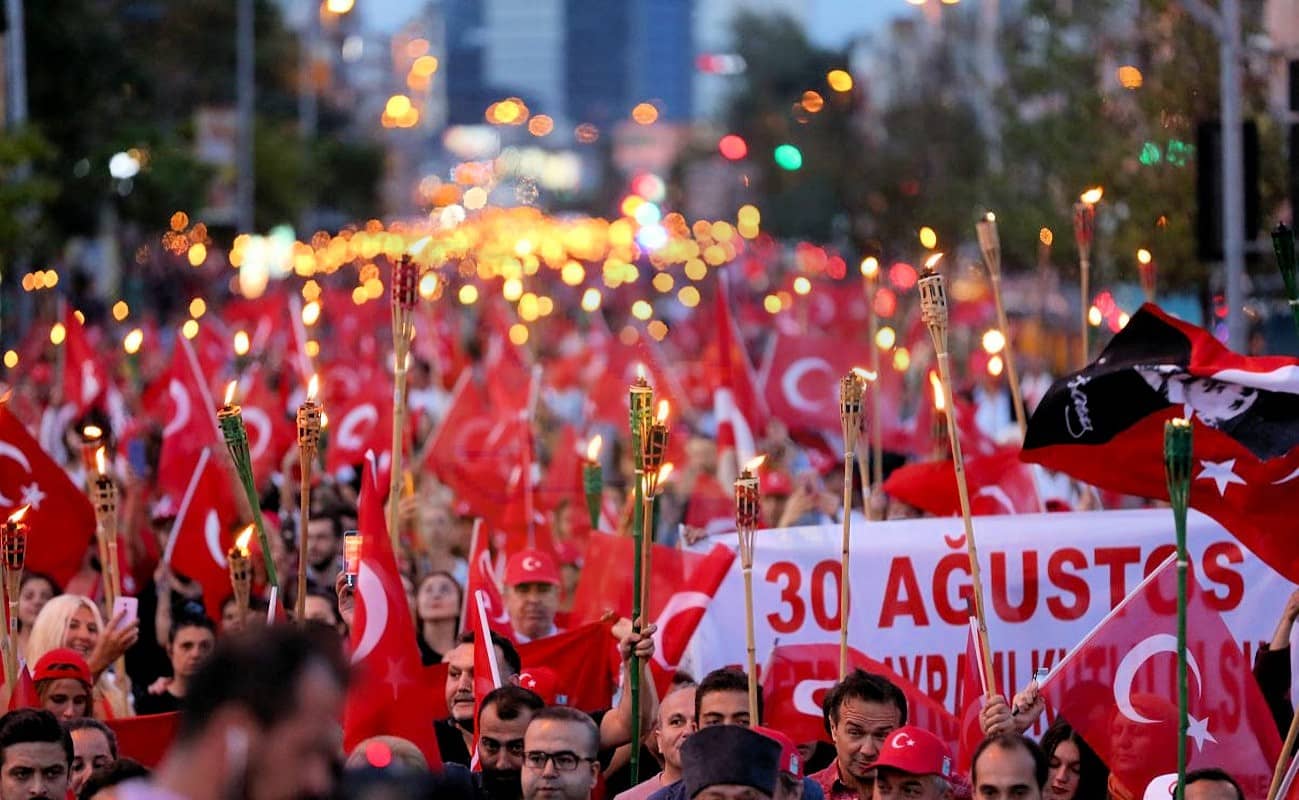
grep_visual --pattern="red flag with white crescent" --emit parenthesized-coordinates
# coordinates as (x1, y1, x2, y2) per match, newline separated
(162, 448, 240, 622)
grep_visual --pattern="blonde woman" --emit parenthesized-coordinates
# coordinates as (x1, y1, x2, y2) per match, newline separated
(26, 594, 139, 719)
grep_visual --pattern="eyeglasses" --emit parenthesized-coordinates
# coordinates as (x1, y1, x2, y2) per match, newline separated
(523, 751, 596, 772)
(480, 737, 525, 758)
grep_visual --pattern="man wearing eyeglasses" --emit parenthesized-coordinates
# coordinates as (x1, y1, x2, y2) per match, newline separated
(522, 707, 602, 800)
(477, 686, 546, 800)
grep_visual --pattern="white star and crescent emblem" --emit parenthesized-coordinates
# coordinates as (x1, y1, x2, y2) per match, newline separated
(891, 732, 916, 749)
(781, 358, 834, 414)
(1114, 633, 1217, 752)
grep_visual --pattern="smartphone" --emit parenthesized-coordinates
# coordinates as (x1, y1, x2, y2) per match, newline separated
(112, 596, 139, 630)
(1032, 667, 1049, 685)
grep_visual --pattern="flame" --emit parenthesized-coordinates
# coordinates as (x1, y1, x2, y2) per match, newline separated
(307, 374, 319, 402)
(586, 435, 603, 462)
(233, 330, 250, 356)
(234, 525, 254, 553)
(6, 505, 30, 524)
(1080, 187, 1104, 205)
(985, 211, 996, 223)
(924, 252, 945, 270)
(94, 446, 107, 475)
(743, 454, 767, 474)
(635, 363, 646, 381)
(860, 257, 879, 279)
(655, 399, 669, 424)
(851, 367, 877, 383)
(657, 462, 674, 485)
(1137, 248, 1152, 265)
(123, 328, 143, 355)
(224, 380, 238, 406)
(929, 371, 945, 412)
(320, 411, 330, 429)
(82, 425, 102, 441)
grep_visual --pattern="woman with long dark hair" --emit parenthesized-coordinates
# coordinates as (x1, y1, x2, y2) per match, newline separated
(414, 571, 462, 666)
(1039, 718, 1109, 800)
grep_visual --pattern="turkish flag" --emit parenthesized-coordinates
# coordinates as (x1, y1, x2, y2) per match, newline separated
(323, 366, 394, 474)
(514, 621, 620, 712)
(1023, 304, 1299, 582)
(154, 336, 224, 507)
(0, 404, 96, 587)
(683, 472, 736, 535)
(711, 280, 768, 466)
(61, 307, 108, 418)
(1039, 554, 1280, 798)
(761, 643, 960, 752)
(955, 619, 990, 771)
(238, 368, 294, 481)
(463, 522, 511, 637)
(106, 713, 179, 768)
(882, 447, 1041, 517)
(162, 448, 240, 621)
(759, 333, 872, 432)
(341, 455, 443, 770)
(3, 663, 37, 711)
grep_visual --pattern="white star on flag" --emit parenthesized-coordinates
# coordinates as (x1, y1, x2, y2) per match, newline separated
(1187, 715, 1217, 751)
(383, 657, 412, 700)
(1196, 459, 1246, 496)
(19, 482, 46, 510)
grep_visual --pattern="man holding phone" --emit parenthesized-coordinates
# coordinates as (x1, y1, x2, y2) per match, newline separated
(134, 616, 216, 715)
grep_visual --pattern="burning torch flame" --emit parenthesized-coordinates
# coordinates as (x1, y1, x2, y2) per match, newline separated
(233, 330, 250, 356)
(860, 257, 880, 279)
(851, 367, 877, 383)
(985, 212, 996, 223)
(586, 435, 603, 462)
(657, 463, 674, 486)
(742, 454, 767, 475)
(234, 525, 254, 554)
(6, 505, 30, 524)
(635, 363, 646, 381)
(224, 381, 238, 407)
(94, 447, 107, 476)
(1080, 187, 1104, 205)
(655, 400, 670, 424)
(307, 374, 319, 403)
(929, 371, 945, 412)
(924, 252, 945, 271)
(83, 425, 102, 441)
(1137, 248, 1152, 266)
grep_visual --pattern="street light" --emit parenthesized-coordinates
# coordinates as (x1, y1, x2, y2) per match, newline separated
(324, 0, 354, 13)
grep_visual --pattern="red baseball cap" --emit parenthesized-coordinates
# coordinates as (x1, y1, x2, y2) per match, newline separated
(504, 549, 561, 587)
(760, 470, 793, 497)
(872, 726, 953, 777)
(32, 648, 93, 686)
(752, 726, 802, 779)
(518, 666, 562, 705)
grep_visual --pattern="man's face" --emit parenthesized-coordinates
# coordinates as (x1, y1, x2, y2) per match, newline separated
(305, 519, 339, 570)
(246, 664, 344, 800)
(506, 582, 559, 640)
(698, 690, 751, 728)
(875, 768, 948, 800)
(654, 687, 696, 772)
(444, 644, 476, 725)
(1186, 781, 1239, 800)
(479, 702, 535, 772)
(0, 742, 69, 800)
(70, 728, 113, 794)
(829, 698, 902, 790)
(522, 719, 597, 800)
(696, 787, 770, 800)
(972, 744, 1042, 800)
(303, 595, 340, 629)
(169, 625, 215, 680)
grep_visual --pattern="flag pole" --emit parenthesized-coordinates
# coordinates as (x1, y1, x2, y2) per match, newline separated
(1272, 224, 1299, 339)
(582, 436, 603, 531)
(976, 213, 1028, 441)
(838, 372, 866, 679)
(918, 256, 997, 695)
(387, 256, 419, 548)
(734, 456, 764, 723)
(1164, 419, 1193, 800)
(295, 376, 322, 625)
(627, 369, 654, 785)
(862, 259, 884, 497)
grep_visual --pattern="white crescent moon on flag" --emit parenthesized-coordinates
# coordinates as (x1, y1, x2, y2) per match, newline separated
(242, 407, 272, 461)
(337, 405, 379, 452)
(0, 442, 33, 474)
(975, 486, 1016, 515)
(1273, 465, 1299, 485)
(651, 590, 711, 670)
(1114, 633, 1204, 724)
(164, 380, 191, 439)
(351, 563, 389, 664)
(781, 358, 833, 414)
(793, 679, 836, 717)
(204, 510, 227, 568)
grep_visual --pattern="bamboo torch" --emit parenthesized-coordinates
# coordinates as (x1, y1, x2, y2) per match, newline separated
(1164, 419, 1193, 800)
(1, 506, 30, 689)
(91, 447, 121, 609)
(860, 257, 883, 494)
(1138, 248, 1157, 305)
(228, 525, 255, 628)
(639, 402, 670, 615)
(976, 213, 1028, 440)
(80, 426, 111, 581)
(929, 371, 948, 461)
(627, 366, 654, 785)
(388, 256, 420, 547)
(918, 255, 997, 695)
(582, 436, 603, 532)
(296, 375, 322, 625)
(219, 381, 280, 594)
(1074, 188, 1103, 366)
(735, 454, 765, 723)
(838, 371, 866, 678)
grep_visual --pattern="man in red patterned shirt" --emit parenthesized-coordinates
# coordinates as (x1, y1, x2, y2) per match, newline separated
(808, 670, 907, 800)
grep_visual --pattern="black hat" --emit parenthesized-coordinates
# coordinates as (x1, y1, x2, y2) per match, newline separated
(681, 725, 781, 799)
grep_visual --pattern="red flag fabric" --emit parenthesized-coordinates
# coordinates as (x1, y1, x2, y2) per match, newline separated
(513, 621, 619, 711)
(238, 368, 293, 481)
(0, 405, 96, 586)
(954, 619, 988, 771)
(106, 713, 179, 768)
(463, 523, 511, 636)
(711, 281, 767, 465)
(1023, 304, 1299, 581)
(1039, 555, 1281, 798)
(761, 643, 960, 752)
(323, 366, 394, 474)
(3, 663, 37, 711)
(342, 457, 443, 770)
(162, 448, 240, 621)
(882, 447, 1041, 517)
(759, 333, 871, 432)
(154, 336, 223, 506)
(61, 307, 108, 418)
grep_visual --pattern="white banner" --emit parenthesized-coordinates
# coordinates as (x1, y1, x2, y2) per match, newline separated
(684, 509, 1293, 712)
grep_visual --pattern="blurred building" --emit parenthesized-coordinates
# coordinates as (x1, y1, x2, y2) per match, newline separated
(693, 0, 809, 120)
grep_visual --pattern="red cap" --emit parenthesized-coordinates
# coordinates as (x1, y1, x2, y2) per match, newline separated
(32, 648, 93, 686)
(760, 470, 793, 497)
(873, 726, 953, 777)
(752, 726, 802, 779)
(504, 548, 561, 587)
(518, 666, 562, 705)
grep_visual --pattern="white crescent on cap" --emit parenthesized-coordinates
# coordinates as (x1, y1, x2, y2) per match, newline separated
(522, 556, 543, 572)
(891, 732, 916, 749)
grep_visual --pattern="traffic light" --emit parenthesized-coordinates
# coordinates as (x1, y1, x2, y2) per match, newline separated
(773, 144, 803, 171)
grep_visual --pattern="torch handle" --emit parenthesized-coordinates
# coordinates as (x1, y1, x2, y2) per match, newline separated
(630, 473, 645, 786)
(388, 317, 411, 548)
(1079, 251, 1091, 368)
(742, 564, 759, 722)
(1176, 499, 1190, 800)
(1, 595, 16, 692)
(868, 309, 882, 498)
(297, 450, 313, 626)
(639, 497, 654, 619)
(936, 352, 997, 696)
(840, 452, 852, 679)
(988, 274, 1028, 442)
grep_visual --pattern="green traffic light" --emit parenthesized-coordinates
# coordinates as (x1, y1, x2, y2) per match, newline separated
(774, 144, 803, 171)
